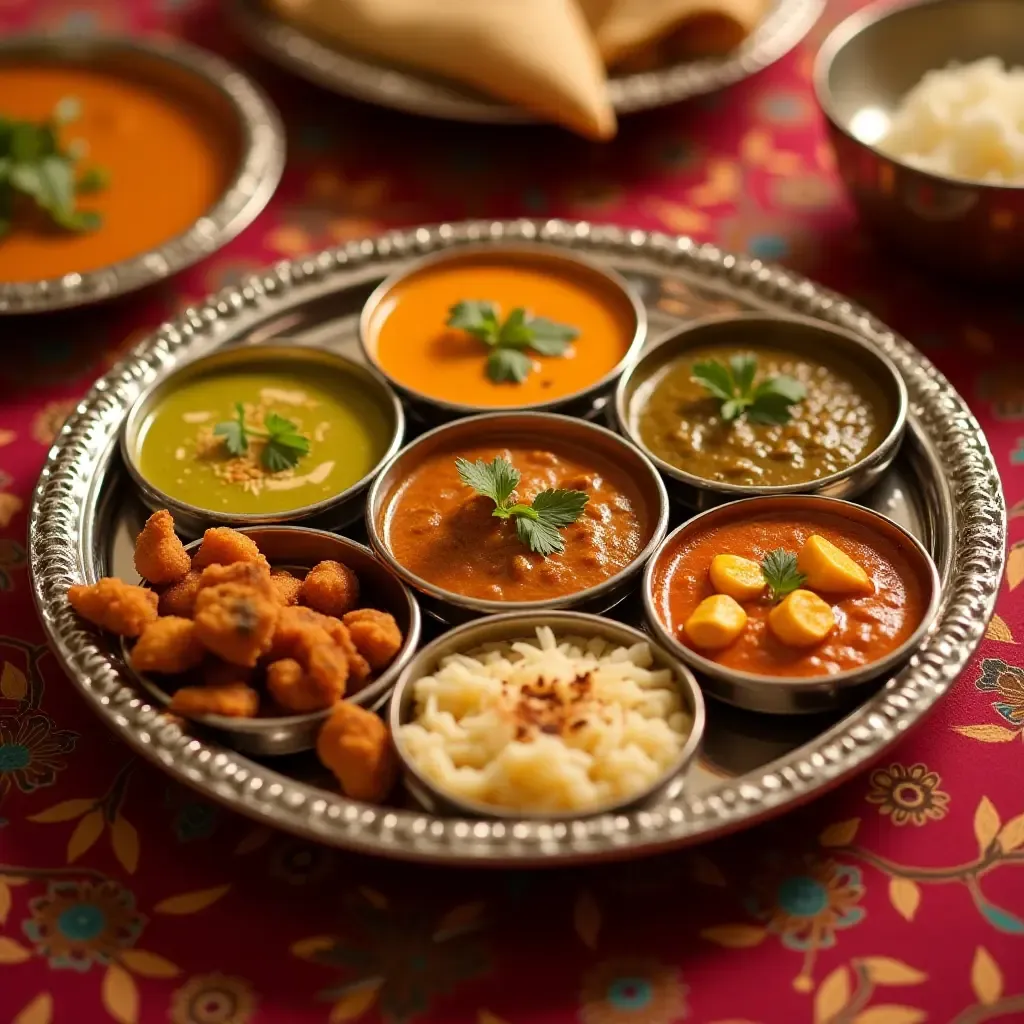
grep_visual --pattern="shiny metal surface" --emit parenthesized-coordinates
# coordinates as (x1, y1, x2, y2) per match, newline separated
(229, 0, 824, 122)
(614, 313, 908, 510)
(28, 220, 1005, 865)
(121, 345, 405, 537)
(388, 611, 705, 819)
(359, 243, 647, 425)
(0, 34, 284, 314)
(642, 495, 943, 715)
(121, 526, 421, 757)
(365, 411, 670, 624)
(814, 0, 1024, 279)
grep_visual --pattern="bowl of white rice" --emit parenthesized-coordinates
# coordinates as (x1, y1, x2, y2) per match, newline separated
(814, 0, 1024, 278)
(389, 611, 705, 819)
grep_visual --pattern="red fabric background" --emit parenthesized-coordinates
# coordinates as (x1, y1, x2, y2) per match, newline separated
(1, 1, 1023, 1022)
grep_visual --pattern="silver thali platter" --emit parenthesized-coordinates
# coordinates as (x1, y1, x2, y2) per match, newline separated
(228, 0, 824, 123)
(28, 219, 1005, 866)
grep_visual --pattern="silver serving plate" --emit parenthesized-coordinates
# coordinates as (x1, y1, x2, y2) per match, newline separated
(0, 35, 285, 315)
(229, 0, 824, 123)
(29, 220, 1005, 866)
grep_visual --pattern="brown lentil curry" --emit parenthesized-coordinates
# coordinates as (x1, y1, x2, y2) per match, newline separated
(632, 344, 890, 486)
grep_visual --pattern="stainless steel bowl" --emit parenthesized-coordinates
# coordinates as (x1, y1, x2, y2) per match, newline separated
(358, 242, 647, 425)
(642, 494, 942, 714)
(122, 345, 405, 538)
(365, 411, 670, 624)
(814, 0, 1024, 279)
(614, 313, 908, 510)
(388, 610, 706, 820)
(125, 525, 422, 756)
(0, 34, 284, 314)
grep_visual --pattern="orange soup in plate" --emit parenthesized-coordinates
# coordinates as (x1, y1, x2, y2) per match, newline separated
(362, 249, 642, 409)
(0, 63, 238, 282)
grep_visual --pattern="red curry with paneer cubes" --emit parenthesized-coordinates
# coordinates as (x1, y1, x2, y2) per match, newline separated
(384, 443, 649, 602)
(651, 509, 929, 678)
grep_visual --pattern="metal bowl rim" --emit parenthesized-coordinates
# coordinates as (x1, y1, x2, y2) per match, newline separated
(388, 608, 706, 820)
(813, 0, 1024, 193)
(613, 310, 909, 499)
(641, 493, 943, 693)
(0, 33, 285, 314)
(120, 344, 406, 528)
(357, 241, 648, 417)
(364, 410, 671, 615)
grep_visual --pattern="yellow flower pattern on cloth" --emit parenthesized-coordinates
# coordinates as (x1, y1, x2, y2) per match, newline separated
(580, 957, 687, 1024)
(866, 763, 950, 826)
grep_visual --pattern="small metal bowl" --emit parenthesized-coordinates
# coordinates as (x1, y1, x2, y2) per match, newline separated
(642, 494, 942, 715)
(814, 0, 1024, 279)
(125, 525, 421, 756)
(614, 313, 908, 510)
(122, 344, 405, 538)
(0, 34, 284, 314)
(366, 411, 670, 624)
(358, 242, 647, 425)
(388, 610, 706, 820)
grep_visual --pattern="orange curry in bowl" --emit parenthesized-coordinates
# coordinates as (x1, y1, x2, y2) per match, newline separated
(0, 62, 238, 282)
(364, 251, 640, 409)
(651, 508, 930, 678)
(384, 442, 649, 602)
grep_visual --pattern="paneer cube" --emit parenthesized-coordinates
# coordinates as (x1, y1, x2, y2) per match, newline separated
(684, 594, 747, 650)
(709, 554, 765, 601)
(798, 534, 872, 595)
(768, 589, 836, 647)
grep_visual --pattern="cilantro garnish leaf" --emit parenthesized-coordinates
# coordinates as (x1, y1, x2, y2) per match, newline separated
(446, 300, 579, 384)
(761, 549, 807, 603)
(213, 403, 249, 456)
(691, 352, 806, 426)
(455, 456, 588, 556)
(0, 96, 108, 237)
(213, 405, 311, 472)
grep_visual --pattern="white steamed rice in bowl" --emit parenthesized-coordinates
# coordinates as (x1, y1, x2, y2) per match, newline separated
(396, 626, 695, 815)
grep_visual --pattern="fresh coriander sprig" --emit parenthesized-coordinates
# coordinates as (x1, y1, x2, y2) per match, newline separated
(691, 353, 806, 426)
(760, 549, 806, 603)
(455, 456, 588, 556)
(213, 403, 311, 473)
(0, 96, 109, 239)
(446, 300, 579, 384)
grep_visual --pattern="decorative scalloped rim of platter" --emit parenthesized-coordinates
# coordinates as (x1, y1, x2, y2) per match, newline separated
(229, 0, 825, 122)
(28, 219, 1006, 866)
(0, 35, 285, 315)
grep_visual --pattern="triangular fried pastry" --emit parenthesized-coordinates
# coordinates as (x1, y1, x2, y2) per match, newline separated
(270, 0, 617, 139)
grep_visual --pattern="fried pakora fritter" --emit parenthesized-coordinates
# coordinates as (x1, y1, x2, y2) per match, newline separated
(134, 510, 191, 585)
(193, 582, 278, 666)
(68, 578, 159, 637)
(316, 701, 397, 802)
(342, 608, 403, 671)
(269, 569, 303, 607)
(191, 527, 269, 570)
(266, 647, 346, 713)
(196, 560, 275, 600)
(319, 617, 371, 688)
(300, 560, 360, 617)
(265, 606, 334, 662)
(158, 570, 202, 618)
(203, 659, 255, 688)
(131, 616, 205, 674)
(168, 682, 260, 718)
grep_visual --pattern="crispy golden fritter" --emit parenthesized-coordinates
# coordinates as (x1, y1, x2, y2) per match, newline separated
(342, 608, 403, 671)
(319, 617, 371, 688)
(193, 583, 278, 666)
(68, 578, 159, 637)
(269, 569, 303, 606)
(300, 560, 360, 617)
(316, 701, 397, 802)
(134, 510, 191, 585)
(202, 660, 255, 688)
(266, 650, 346, 713)
(266, 606, 335, 663)
(168, 682, 260, 718)
(131, 617, 205, 674)
(191, 527, 268, 570)
(158, 570, 202, 618)
(196, 560, 275, 600)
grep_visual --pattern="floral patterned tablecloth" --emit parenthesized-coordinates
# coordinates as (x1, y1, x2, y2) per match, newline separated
(2, 1, 1024, 1022)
